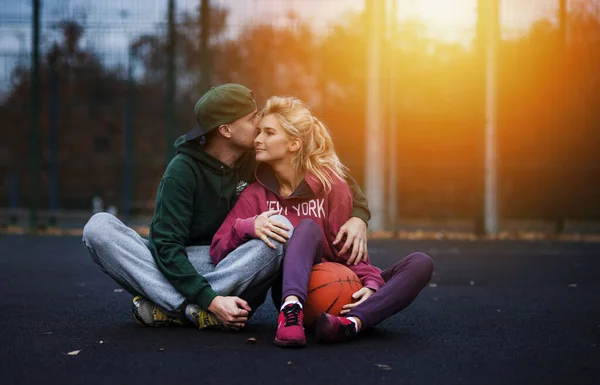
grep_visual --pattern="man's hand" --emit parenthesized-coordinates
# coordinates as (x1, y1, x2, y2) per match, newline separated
(333, 217, 368, 265)
(340, 287, 375, 315)
(208, 296, 251, 330)
(254, 209, 291, 248)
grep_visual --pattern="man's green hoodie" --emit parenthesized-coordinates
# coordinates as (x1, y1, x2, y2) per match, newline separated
(149, 135, 371, 310)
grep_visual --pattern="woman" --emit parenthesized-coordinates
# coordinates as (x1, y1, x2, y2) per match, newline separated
(211, 96, 434, 347)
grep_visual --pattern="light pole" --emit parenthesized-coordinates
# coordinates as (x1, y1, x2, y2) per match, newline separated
(482, 0, 499, 235)
(388, 0, 398, 230)
(364, 0, 386, 231)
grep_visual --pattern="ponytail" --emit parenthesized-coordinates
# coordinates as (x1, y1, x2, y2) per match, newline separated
(260, 96, 348, 191)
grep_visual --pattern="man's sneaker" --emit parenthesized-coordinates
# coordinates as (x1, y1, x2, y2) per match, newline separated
(184, 304, 224, 330)
(274, 303, 306, 347)
(315, 312, 357, 344)
(132, 296, 188, 327)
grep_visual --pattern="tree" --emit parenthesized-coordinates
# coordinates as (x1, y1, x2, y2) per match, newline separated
(1, 19, 127, 209)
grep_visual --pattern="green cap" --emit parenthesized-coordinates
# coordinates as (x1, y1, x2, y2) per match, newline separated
(186, 83, 257, 141)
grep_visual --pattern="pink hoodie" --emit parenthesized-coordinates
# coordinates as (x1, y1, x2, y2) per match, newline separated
(210, 163, 385, 291)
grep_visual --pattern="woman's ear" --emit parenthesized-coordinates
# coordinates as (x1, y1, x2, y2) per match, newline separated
(217, 124, 232, 138)
(289, 138, 302, 153)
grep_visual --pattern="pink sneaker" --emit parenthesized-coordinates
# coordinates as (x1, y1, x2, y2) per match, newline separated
(315, 313, 357, 344)
(274, 303, 306, 347)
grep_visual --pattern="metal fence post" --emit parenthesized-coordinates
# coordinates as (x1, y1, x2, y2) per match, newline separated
(200, 0, 211, 93)
(29, 0, 40, 229)
(166, 0, 176, 164)
(49, 57, 58, 225)
(122, 45, 136, 221)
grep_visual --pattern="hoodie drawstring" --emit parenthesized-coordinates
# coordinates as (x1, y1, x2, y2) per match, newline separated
(217, 166, 226, 209)
(217, 165, 240, 210)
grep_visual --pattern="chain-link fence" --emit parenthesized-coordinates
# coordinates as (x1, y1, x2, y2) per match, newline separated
(0, 0, 598, 231)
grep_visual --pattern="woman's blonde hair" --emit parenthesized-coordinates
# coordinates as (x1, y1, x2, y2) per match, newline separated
(259, 96, 348, 191)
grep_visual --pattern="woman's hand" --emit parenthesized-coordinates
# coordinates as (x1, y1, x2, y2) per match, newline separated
(333, 217, 368, 265)
(254, 209, 291, 248)
(340, 287, 375, 315)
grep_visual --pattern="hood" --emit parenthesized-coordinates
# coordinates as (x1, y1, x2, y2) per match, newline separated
(254, 162, 325, 199)
(174, 135, 232, 173)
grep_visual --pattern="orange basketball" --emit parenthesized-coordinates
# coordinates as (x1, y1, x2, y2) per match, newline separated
(304, 262, 363, 326)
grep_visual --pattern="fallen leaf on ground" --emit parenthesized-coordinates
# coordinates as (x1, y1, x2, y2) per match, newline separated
(247, 337, 257, 344)
(158, 348, 164, 352)
(375, 364, 392, 370)
(67, 350, 81, 356)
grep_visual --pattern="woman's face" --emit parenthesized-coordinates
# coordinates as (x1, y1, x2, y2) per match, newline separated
(254, 114, 295, 164)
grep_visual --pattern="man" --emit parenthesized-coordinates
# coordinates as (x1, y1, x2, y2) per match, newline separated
(82, 84, 371, 331)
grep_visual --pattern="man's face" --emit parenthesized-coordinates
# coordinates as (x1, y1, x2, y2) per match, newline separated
(228, 108, 259, 150)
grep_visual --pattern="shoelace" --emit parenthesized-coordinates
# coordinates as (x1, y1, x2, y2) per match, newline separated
(283, 305, 301, 326)
(343, 323, 355, 337)
(191, 307, 219, 328)
(337, 319, 356, 338)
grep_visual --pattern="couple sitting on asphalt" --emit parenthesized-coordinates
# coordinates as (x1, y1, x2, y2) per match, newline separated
(82, 83, 433, 347)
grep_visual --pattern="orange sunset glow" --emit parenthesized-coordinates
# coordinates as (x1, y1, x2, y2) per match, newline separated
(2, 0, 599, 224)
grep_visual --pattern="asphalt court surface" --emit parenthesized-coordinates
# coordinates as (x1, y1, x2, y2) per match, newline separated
(1, 235, 599, 384)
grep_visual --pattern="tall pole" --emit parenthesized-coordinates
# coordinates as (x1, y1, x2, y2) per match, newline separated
(166, 0, 176, 164)
(483, 0, 499, 234)
(556, 0, 567, 233)
(122, 45, 135, 221)
(9, 171, 18, 224)
(49, 60, 58, 224)
(364, 0, 386, 231)
(559, 0, 567, 47)
(29, 0, 40, 229)
(199, 0, 211, 93)
(388, 0, 398, 229)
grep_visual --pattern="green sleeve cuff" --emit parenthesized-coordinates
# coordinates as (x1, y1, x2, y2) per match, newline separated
(195, 287, 218, 310)
(351, 207, 371, 224)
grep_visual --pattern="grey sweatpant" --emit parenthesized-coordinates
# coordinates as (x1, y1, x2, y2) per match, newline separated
(82, 213, 290, 312)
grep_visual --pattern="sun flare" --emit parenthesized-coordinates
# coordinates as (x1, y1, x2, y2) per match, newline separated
(406, 0, 476, 27)
(392, 0, 477, 44)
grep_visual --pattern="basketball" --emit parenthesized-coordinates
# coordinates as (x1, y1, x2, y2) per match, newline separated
(303, 262, 363, 326)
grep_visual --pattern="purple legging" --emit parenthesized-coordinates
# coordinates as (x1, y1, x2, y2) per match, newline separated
(280, 219, 434, 330)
